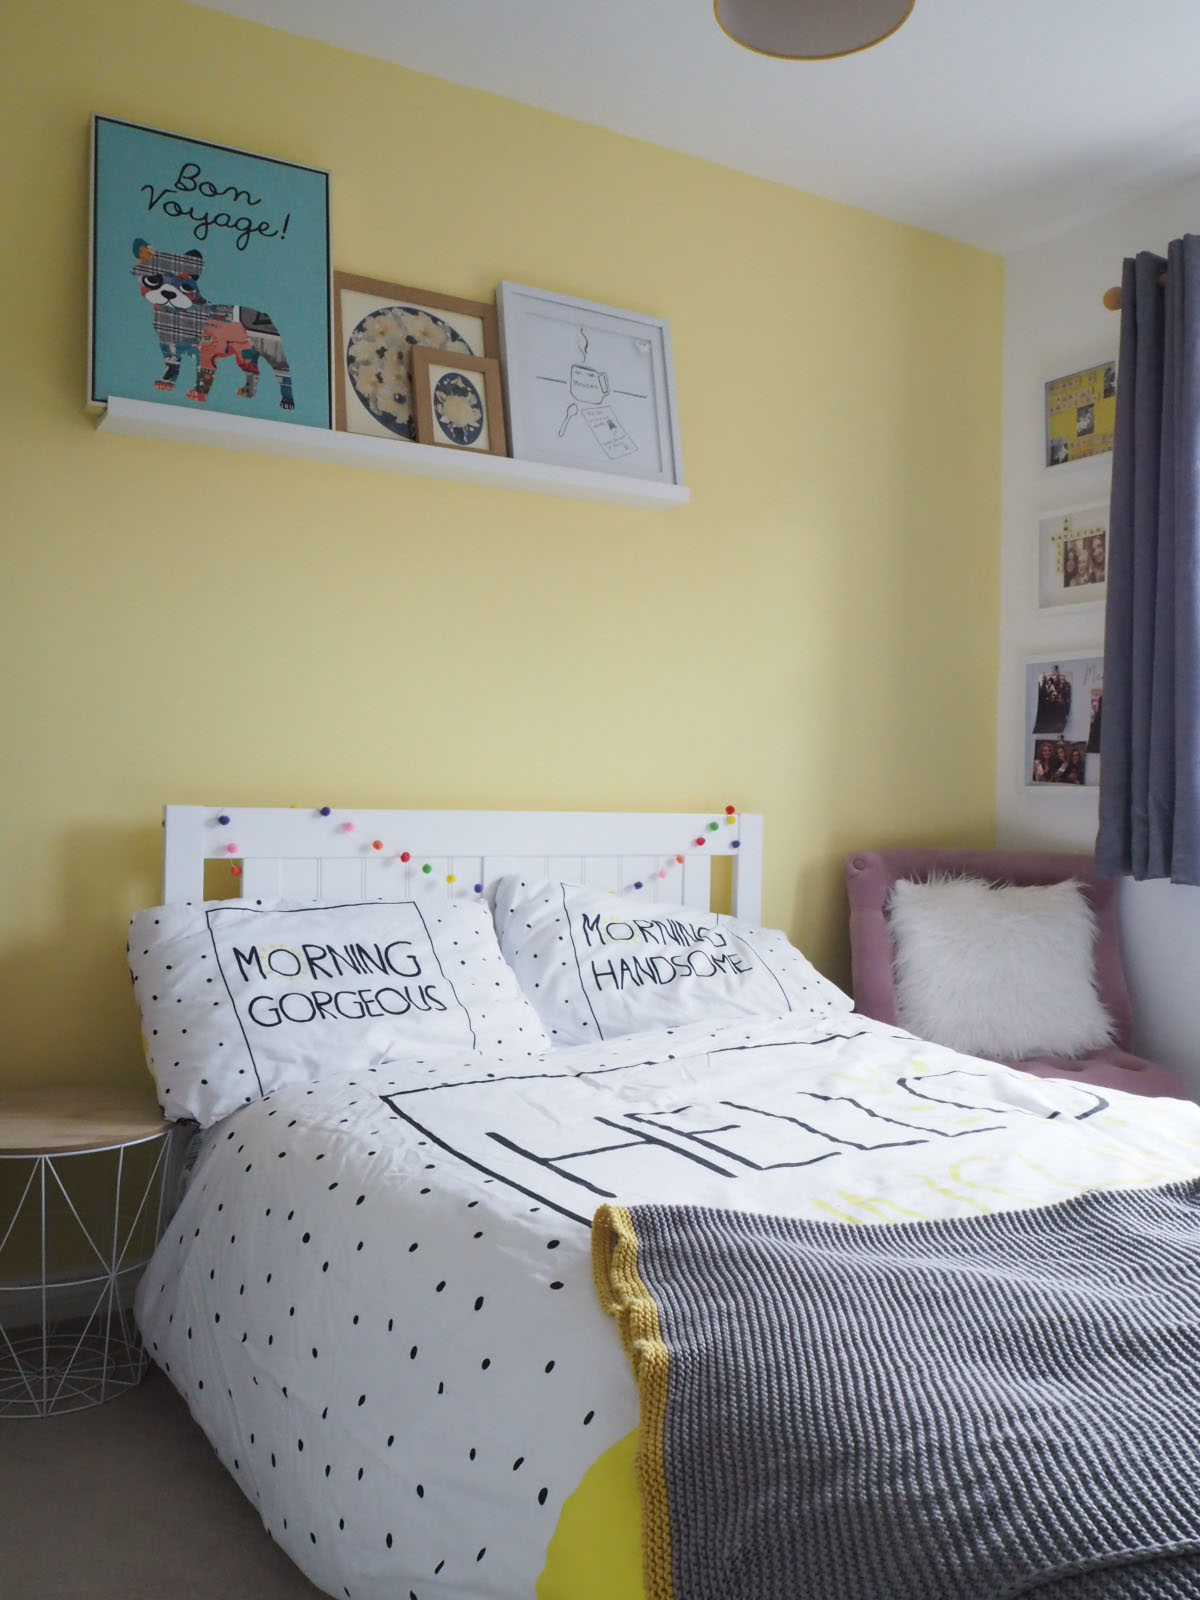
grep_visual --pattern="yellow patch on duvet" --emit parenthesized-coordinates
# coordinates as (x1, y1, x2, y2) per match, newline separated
(538, 1430, 646, 1600)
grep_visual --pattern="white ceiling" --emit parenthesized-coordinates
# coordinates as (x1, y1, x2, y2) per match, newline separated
(191, 0, 1200, 253)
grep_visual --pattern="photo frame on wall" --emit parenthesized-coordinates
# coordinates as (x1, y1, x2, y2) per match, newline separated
(496, 282, 683, 485)
(411, 348, 508, 456)
(1044, 360, 1116, 468)
(1025, 652, 1104, 788)
(1037, 503, 1109, 610)
(333, 273, 499, 442)
(89, 115, 332, 428)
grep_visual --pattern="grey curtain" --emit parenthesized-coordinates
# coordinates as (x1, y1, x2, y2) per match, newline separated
(1095, 235, 1200, 884)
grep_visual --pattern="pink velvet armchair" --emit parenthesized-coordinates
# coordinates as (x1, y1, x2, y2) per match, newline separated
(845, 848, 1190, 1099)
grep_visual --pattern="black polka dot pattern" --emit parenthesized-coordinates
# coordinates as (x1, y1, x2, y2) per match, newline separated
(128, 896, 551, 1126)
(491, 876, 853, 1047)
(133, 1009, 1069, 1599)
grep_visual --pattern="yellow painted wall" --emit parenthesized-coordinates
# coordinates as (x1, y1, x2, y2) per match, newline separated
(0, 0, 1002, 1092)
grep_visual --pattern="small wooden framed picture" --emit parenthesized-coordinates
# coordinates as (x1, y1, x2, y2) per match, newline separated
(332, 272, 498, 441)
(410, 347, 508, 456)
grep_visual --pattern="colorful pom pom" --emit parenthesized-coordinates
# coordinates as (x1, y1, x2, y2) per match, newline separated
(230, 863, 242, 877)
(725, 805, 736, 815)
(446, 874, 456, 884)
(226, 843, 238, 854)
(633, 880, 644, 890)
(320, 806, 331, 817)
(725, 814, 736, 824)
(398, 851, 410, 863)
(658, 869, 668, 879)
(676, 855, 684, 864)
(695, 837, 706, 846)
(343, 821, 355, 833)
(422, 863, 432, 875)
(708, 821, 719, 831)
(732, 839, 740, 848)
(372, 840, 383, 851)
(474, 884, 484, 894)
(217, 814, 230, 826)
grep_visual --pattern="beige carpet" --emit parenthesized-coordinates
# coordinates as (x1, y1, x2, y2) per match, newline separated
(0, 1366, 325, 1598)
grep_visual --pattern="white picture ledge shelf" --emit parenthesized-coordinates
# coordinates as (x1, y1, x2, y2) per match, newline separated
(97, 397, 690, 511)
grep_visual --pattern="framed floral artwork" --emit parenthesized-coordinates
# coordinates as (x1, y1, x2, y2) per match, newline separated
(411, 348, 508, 456)
(333, 273, 499, 441)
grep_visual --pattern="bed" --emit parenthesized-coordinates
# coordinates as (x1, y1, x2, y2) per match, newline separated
(134, 807, 1200, 1600)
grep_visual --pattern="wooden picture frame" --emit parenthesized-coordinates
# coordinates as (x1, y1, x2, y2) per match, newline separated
(332, 272, 499, 441)
(411, 348, 508, 457)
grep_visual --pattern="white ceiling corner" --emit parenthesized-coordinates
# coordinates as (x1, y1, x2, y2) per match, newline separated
(186, 0, 1200, 254)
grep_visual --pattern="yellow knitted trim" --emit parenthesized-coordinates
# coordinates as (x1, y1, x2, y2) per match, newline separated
(592, 1205, 674, 1600)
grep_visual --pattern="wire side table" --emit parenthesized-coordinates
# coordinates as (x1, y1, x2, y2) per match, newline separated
(0, 1086, 177, 1417)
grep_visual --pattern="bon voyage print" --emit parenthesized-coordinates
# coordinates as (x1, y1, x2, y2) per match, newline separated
(90, 117, 331, 427)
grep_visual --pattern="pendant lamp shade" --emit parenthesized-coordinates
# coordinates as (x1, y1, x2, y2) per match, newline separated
(715, 0, 915, 59)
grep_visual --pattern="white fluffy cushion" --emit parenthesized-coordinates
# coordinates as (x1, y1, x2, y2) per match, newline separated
(493, 876, 852, 1045)
(889, 875, 1115, 1061)
(129, 896, 549, 1126)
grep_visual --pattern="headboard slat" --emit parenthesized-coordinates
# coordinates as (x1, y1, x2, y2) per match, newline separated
(164, 808, 763, 923)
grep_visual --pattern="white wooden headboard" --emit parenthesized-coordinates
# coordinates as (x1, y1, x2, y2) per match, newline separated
(162, 807, 764, 923)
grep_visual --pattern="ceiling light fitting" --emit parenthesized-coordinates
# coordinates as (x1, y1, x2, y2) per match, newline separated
(714, 0, 915, 60)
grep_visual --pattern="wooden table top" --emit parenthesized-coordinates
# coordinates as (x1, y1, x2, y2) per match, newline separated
(0, 1085, 169, 1155)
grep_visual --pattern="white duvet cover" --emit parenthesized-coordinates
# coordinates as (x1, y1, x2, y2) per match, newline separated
(136, 1015, 1200, 1600)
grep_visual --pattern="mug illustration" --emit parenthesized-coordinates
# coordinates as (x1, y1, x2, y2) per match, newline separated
(569, 364, 609, 403)
(554, 328, 638, 459)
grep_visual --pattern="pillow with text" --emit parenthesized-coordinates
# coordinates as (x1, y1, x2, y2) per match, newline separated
(491, 876, 852, 1045)
(128, 896, 550, 1125)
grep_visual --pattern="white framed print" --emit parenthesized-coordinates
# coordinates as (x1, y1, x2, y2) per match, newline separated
(1025, 652, 1103, 789)
(1037, 503, 1109, 610)
(1043, 360, 1116, 469)
(496, 282, 683, 485)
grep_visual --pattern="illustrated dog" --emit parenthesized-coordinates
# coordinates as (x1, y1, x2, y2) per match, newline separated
(130, 238, 295, 409)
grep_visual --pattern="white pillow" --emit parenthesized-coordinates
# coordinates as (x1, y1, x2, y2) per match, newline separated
(492, 876, 852, 1045)
(888, 876, 1115, 1061)
(129, 896, 549, 1125)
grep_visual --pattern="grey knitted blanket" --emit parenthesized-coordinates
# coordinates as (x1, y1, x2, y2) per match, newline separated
(592, 1182, 1200, 1600)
